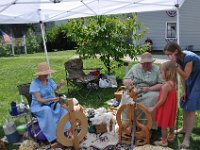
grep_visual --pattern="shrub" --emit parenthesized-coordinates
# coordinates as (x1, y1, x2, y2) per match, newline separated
(26, 28, 39, 53)
(46, 25, 77, 51)
(0, 44, 11, 57)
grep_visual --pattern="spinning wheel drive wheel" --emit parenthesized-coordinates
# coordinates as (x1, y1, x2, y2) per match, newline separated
(117, 103, 152, 130)
(135, 103, 152, 129)
(56, 106, 88, 147)
(116, 103, 152, 145)
(56, 99, 88, 150)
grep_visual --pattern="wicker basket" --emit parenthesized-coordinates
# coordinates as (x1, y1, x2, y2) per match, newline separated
(95, 120, 113, 133)
(114, 86, 126, 101)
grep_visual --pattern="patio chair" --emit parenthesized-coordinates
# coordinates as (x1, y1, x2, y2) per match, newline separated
(64, 58, 101, 98)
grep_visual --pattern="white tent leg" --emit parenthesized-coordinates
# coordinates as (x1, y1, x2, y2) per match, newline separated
(11, 36, 15, 56)
(40, 21, 50, 69)
(23, 34, 27, 54)
(176, 6, 181, 100)
(176, 7, 180, 45)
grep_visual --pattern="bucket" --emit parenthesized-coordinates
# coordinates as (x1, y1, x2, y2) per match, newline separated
(3, 121, 19, 143)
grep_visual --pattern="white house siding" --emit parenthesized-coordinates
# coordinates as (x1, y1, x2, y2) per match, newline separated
(137, 0, 200, 51)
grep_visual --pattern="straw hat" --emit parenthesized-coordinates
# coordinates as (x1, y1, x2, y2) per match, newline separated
(35, 62, 56, 76)
(139, 52, 155, 63)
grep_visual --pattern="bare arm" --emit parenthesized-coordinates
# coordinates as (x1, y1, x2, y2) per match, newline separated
(34, 92, 58, 103)
(148, 84, 170, 112)
(143, 83, 163, 92)
(177, 61, 192, 80)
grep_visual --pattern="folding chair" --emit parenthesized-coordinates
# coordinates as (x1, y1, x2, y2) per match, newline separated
(64, 58, 101, 98)
(17, 83, 32, 106)
(17, 83, 47, 141)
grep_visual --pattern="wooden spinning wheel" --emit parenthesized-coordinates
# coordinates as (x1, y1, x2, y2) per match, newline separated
(56, 99, 88, 150)
(116, 86, 152, 146)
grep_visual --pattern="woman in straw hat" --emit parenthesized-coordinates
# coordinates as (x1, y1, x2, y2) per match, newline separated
(121, 52, 164, 130)
(29, 62, 70, 143)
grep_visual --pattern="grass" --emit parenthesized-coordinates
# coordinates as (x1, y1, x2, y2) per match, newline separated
(0, 50, 200, 149)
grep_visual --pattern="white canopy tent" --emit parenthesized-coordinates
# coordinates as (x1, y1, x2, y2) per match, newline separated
(0, 0, 185, 67)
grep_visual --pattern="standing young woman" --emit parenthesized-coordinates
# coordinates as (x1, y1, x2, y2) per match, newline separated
(163, 42, 200, 148)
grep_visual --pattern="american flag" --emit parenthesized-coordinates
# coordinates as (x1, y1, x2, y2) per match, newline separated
(1, 31, 12, 43)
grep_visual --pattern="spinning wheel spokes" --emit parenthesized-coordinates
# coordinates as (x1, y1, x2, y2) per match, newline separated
(56, 111, 88, 147)
(116, 103, 152, 146)
(56, 99, 88, 149)
(135, 103, 152, 130)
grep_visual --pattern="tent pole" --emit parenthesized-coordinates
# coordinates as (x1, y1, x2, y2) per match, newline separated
(176, 6, 181, 100)
(176, 5, 181, 131)
(40, 21, 50, 69)
(176, 6, 180, 45)
(11, 36, 15, 56)
(23, 34, 27, 54)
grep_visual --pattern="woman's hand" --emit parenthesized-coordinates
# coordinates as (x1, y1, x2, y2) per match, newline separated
(147, 107, 154, 113)
(56, 79, 65, 90)
(143, 86, 150, 92)
(181, 92, 186, 102)
(123, 79, 133, 87)
(51, 97, 60, 102)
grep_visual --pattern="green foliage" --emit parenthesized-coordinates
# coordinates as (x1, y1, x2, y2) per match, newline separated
(64, 14, 147, 74)
(0, 44, 11, 57)
(45, 24, 77, 51)
(26, 28, 39, 53)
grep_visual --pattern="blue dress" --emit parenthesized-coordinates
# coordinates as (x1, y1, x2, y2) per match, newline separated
(30, 78, 70, 142)
(178, 51, 200, 112)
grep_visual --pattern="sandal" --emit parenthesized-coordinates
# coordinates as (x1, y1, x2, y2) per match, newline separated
(154, 138, 168, 147)
(175, 128, 185, 134)
(167, 133, 175, 142)
(180, 140, 190, 149)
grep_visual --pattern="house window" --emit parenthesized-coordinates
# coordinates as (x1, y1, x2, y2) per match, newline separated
(166, 22, 176, 39)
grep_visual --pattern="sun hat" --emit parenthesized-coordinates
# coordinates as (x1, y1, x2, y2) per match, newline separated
(35, 62, 56, 76)
(139, 52, 155, 63)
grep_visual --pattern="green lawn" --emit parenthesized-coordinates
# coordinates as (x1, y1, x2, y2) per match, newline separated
(0, 51, 200, 149)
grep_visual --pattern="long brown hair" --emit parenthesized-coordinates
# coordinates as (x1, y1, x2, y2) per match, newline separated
(163, 42, 183, 59)
(160, 61, 178, 86)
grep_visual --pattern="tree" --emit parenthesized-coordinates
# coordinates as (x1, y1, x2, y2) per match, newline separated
(65, 14, 147, 74)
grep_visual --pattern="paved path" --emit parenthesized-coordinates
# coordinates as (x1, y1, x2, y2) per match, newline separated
(123, 55, 168, 64)
(72, 54, 168, 64)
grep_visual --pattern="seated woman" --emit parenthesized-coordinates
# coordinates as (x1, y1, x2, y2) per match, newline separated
(29, 62, 70, 144)
(121, 52, 163, 129)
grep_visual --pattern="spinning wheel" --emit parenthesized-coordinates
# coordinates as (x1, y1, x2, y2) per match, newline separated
(56, 99, 88, 150)
(116, 86, 152, 146)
